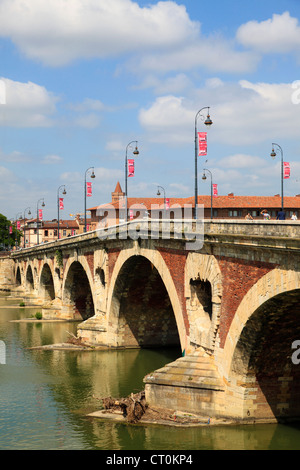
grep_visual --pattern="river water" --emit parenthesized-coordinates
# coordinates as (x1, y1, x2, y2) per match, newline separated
(1, 292, 300, 451)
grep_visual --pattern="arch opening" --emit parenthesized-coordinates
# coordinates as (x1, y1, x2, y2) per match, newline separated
(64, 261, 95, 321)
(110, 255, 181, 349)
(16, 266, 21, 286)
(26, 265, 34, 291)
(230, 289, 300, 421)
(40, 264, 55, 301)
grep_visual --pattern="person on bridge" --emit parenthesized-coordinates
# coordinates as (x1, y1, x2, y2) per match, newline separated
(276, 210, 286, 220)
(291, 212, 298, 220)
(261, 209, 270, 220)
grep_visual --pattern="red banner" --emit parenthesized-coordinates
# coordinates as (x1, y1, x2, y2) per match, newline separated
(9, 226, 12, 234)
(38, 209, 43, 220)
(198, 132, 207, 156)
(213, 184, 218, 197)
(17, 221, 21, 230)
(129, 209, 134, 220)
(128, 159, 135, 177)
(284, 162, 290, 179)
(86, 182, 92, 196)
(59, 198, 64, 210)
(165, 198, 170, 210)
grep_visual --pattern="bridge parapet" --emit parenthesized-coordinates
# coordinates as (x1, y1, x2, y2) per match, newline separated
(10, 219, 300, 259)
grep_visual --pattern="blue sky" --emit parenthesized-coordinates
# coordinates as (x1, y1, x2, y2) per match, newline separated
(1, 0, 300, 220)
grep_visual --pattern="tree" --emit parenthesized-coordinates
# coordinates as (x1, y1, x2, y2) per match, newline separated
(0, 214, 21, 250)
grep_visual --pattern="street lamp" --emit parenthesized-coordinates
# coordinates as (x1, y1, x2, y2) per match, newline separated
(202, 168, 213, 219)
(125, 141, 139, 222)
(36, 198, 45, 245)
(23, 207, 31, 248)
(15, 212, 22, 249)
(157, 185, 166, 211)
(84, 167, 96, 232)
(57, 185, 66, 240)
(194, 107, 213, 219)
(270, 143, 284, 211)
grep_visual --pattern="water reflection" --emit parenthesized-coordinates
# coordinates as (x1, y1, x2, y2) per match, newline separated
(1, 293, 300, 450)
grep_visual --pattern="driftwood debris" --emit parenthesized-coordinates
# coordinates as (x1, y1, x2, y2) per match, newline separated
(102, 391, 147, 423)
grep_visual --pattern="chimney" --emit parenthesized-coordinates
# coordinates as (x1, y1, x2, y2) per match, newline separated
(228, 192, 234, 198)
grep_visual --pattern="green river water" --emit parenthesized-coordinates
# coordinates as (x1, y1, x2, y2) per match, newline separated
(0, 292, 300, 451)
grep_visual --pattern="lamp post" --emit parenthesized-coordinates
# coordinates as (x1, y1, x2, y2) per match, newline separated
(57, 185, 66, 240)
(125, 141, 139, 222)
(270, 143, 284, 211)
(15, 212, 22, 249)
(156, 185, 166, 211)
(36, 198, 45, 245)
(23, 207, 31, 248)
(194, 107, 213, 219)
(84, 167, 96, 232)
(202, 168, 213, 219)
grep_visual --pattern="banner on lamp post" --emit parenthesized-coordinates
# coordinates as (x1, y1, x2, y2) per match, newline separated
(9, 226, 12, 234)
(86, 182, 92, 196)
(38, 209, 43, 220)
(17, 221, 21, 230)
(198, 132, 207, 156)
(165, 198, 170, 210)
(59, 198, 64, 210)
(128, 159, 135, 177)
(213, 184, 218, 197)
(284, 162, 290, 179)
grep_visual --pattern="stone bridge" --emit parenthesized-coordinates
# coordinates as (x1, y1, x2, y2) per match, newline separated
(1, 219, 300, 424)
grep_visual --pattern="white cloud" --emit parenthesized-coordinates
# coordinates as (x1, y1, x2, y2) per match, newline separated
(41, 154, 63, 165)
(135, 35, 259, 75)
(0, 0, 260, 77)
(0, 0, 198, 66)
(139, 80, 300, 146)
(217, 154, 267, 169)
(236, 11, 300, 54)
(0, 77, 58, 127)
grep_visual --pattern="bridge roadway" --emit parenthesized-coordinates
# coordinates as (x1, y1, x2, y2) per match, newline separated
(3, 219, 300, 423)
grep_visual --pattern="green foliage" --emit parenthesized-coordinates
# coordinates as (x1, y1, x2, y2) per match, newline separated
(35, 312, 42, 320)
(0, 213, 22, 249)
(55, 249, 63, 268)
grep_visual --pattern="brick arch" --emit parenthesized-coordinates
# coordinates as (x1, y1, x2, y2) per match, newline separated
(106, 244, 188, 352)
(221, 268, 300, 381)
(62, 257, 95, 321)
(184, 252, 222, 352)
(25, 263, 35, 292)
(39, 262, 55, 301)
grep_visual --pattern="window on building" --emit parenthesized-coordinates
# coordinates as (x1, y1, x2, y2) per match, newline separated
(63, 230, 66, 236)
(45, 230, 48, 237)
(213, 209, 218, 217)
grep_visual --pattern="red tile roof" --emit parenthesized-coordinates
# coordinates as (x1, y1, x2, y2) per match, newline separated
(89, 194, 300, 211)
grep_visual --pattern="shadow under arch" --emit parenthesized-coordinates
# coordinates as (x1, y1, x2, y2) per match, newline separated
(62, 260, 95, 321)
(25, 264, 34, 292)
(15, 265, 21, 286)
(39, 263, 55, 301)
(107, 254, 182, 351)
